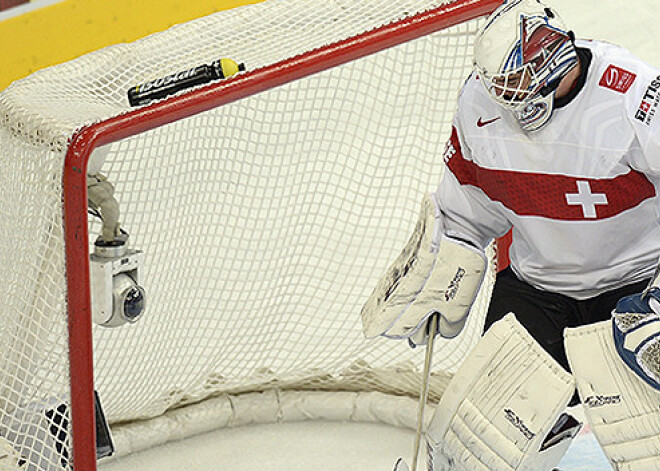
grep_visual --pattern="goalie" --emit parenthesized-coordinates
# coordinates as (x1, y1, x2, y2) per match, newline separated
(362, 1, 660, 470)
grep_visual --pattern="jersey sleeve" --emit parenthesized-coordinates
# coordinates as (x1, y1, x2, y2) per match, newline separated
(434, 121, 511, 249)
(624, 61, 660, 176)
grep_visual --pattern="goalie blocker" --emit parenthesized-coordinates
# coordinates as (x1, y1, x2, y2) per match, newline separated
(361, 193, 487, 342)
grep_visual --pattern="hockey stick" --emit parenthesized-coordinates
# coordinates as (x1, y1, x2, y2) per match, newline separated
(411, 313, 439, 471)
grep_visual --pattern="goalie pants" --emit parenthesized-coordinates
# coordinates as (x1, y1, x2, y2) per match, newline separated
(485, 267, 649, 375)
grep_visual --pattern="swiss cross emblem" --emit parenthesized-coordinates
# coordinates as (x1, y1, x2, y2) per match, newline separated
(565, 181, 608, 218)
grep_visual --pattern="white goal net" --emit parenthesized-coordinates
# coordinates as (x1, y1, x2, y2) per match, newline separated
(0, 0, 500, 469)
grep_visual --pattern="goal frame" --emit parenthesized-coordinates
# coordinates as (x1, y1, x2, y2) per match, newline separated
(62, 0, 502, 468)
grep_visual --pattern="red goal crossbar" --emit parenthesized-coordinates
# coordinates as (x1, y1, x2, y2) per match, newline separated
(63, 0, 502, 468)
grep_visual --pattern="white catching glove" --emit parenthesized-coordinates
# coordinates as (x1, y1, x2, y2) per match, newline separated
(87, 173, 121, 243)
(360, 193, 487, 344)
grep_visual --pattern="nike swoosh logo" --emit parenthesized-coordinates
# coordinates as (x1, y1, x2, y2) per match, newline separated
(477, 116, 501, 127)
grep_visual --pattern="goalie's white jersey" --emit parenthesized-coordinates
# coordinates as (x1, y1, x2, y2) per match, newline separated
(437, 39, 660, 300)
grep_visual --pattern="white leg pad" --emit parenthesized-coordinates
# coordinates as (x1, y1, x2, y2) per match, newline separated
(426, 313, 576, 471)
(565, 321, 660, 471)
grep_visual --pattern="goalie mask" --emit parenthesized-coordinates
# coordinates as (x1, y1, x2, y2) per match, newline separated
(473, 0, 578, 131)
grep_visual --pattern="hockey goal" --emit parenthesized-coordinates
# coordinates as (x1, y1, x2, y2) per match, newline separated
(0, 0, 502, 469)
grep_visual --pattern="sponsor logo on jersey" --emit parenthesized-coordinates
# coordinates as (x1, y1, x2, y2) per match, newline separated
(584, 395, 621, 408)
(635, 75, 660, 126)
(599, 65, 636, 94)
(504, 408, 536, 440)
(477, 116, 501, 128)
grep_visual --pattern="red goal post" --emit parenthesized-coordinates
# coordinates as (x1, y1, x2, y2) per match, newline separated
(5, 0, 503, 469)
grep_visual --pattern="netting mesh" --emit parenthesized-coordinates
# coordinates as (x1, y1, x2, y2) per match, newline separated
(0, 0, 494, 468)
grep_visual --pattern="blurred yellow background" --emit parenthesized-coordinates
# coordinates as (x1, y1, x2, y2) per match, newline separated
(0, 0, 262, 91)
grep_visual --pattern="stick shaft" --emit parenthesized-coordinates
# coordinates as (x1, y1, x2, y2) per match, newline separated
(411, 314, 438, 471)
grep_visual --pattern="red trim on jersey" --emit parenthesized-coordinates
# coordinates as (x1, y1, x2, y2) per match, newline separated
(445, 127, 656, 220)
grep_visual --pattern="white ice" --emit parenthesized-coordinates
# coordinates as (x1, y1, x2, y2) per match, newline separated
(98, 0, 659, 470)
